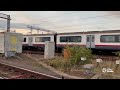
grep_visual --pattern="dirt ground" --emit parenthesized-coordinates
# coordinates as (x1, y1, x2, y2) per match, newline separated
(92, 59, 120, 79)
(42, 56, 96, 79)
(42, 56, 120, 79)
(0, 54, 62, 78)
(1, 53, 119, 79)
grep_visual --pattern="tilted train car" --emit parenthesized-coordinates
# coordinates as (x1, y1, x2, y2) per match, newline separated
(22, 34, 56, 50)
(56, 30, 120, 52)
(56, 32, 86, 51)
(22, 30, 120, 52)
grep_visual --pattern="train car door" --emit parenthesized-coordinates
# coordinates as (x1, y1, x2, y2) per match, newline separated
(28, 37, 33, 46)
(86, 35, 95, 49)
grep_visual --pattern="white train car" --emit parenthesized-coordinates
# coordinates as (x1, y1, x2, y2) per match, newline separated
(90, 30, 120, 51)
(22, 30, 120, 52)
(56, 32, 86, 51)
(56, 30, 120, 51)
(22, 34, 55, 50)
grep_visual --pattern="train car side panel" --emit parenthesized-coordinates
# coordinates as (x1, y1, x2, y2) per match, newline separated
(56, 34, 86, 51)
(95, 33, 120, 50)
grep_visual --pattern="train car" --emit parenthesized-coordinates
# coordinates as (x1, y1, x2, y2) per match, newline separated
(22, 34, 56, 50)
(56, 32, 86, 52)
(22, 30, 120, 52)
(89, 30, 120, 51)
(56, 30, 120, 52)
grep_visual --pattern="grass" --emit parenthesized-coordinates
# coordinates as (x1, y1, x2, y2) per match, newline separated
(99, 74, 120, 79)
(1, 51, 120, 79)
(43, 56, 70, 72)
(43, 56, 95, 78)
(91, 59, 120, 79)
(43, 55, 120, 79)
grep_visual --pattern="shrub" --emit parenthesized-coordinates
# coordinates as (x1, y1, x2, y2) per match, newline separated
(46, 46, 93, 72)
(47, 57, 72, 72)
(48, 59, 64, 69)
(64, 45, 93, 66)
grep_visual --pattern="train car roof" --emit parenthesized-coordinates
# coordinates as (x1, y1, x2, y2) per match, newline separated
(23, 30, 120, 36)
(57, 30, 120, 35)
(23, 33, 56, 36)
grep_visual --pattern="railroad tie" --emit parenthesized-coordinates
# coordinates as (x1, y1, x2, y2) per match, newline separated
(10, 74, 24, 79)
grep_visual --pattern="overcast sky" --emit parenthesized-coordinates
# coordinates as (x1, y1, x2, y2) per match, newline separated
(0, 11, 120, 34)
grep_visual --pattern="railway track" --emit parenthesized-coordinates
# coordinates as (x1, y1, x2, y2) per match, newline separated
(0, 76, 8, 79)
(94, 55, 118, 61)
(22, 50, 62, 56)
(22, 50, 118, 61)
(23, 50, 44, 55)
(0, 62, 61, 79)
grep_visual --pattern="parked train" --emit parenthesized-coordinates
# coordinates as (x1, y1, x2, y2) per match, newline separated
(22, 30, 120, 52)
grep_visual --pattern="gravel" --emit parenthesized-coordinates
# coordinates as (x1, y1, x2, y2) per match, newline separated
(0, 54, 62, 78)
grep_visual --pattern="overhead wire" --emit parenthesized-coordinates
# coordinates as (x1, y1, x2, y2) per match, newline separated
(1, 11, 120, 33)
(16, 12, 120, 31)
(56, 24, 120, 31)
(28, 14, 120, 32)
(45, 14, 120, 29)
(33, 11, 79, 21)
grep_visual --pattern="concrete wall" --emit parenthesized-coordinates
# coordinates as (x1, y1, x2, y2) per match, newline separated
(3, 32, 22, 53)
(44, 41, 55, 59)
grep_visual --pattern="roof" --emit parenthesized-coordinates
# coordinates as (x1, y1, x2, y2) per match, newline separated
(23, 30, 120, 36)
(23, 33, 56, 36)
(57, 30, 120, 35)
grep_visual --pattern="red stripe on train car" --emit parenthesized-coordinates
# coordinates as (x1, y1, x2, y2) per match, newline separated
(22, 44, 28, 46)
(33, 44, 45, 46)
(22, 44, 45, 46)
(57, 44, 86, 46)
(95, 45, 120, 47)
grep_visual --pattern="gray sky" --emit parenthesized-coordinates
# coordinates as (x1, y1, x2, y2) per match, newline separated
(0, 11, 120, 34)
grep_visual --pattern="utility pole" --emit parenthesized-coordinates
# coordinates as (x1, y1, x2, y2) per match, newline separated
(0, 13, 11, 32)
(30, 26, 33, 34)
(7, 15, 10, 32)
(37, 30, 39, 34)
(36, 28, 40, 34)
(27, 25, 33, 34)
(27, 25, 57, 34)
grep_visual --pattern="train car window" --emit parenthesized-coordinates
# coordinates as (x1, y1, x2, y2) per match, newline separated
(60, 36, 67, 42)
(35, 37, 50, 42)
(92, 36, 94, 42)
(42, 37, 50, 42)
(35, 37, 42, 42)
(30, 37, 33, 42)
(100, 35, 115, 42)
(23, 38, 26, 42)
(77, 36, 81, 42)
(118, 36, 120, 42)
(68, 37, 72, 42)
(60, 36, 81, 42)
(69, 36, 81, 42)
(115, 35, 120, 42)
(87, 37, 90, 42)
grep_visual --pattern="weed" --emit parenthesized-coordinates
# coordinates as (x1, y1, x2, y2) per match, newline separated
(65, 45, 93, 66)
